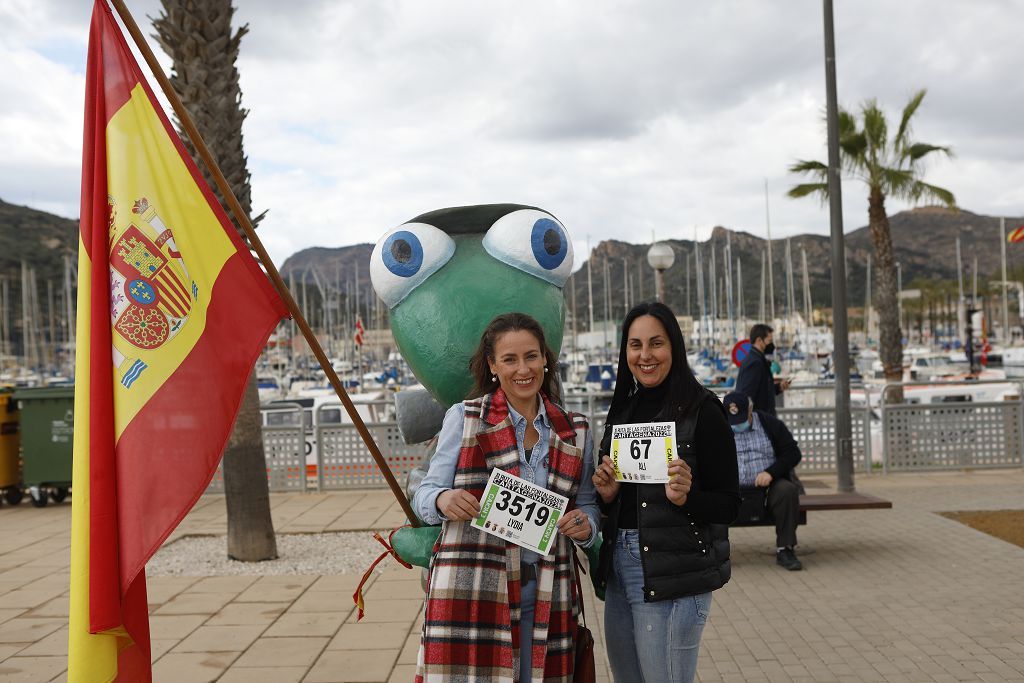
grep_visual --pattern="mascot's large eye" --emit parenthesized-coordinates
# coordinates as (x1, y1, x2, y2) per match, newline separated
(370, 222, 455, 308)
(482, 209, 573, 286)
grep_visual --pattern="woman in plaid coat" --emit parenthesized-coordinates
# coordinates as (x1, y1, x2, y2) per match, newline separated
(412, 312, 600, 682)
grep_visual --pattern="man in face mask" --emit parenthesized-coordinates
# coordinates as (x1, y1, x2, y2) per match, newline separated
(723, 391, 803, 570)
(735, 323, 790, 416)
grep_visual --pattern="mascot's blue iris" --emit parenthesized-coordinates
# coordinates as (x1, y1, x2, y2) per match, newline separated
(382, 230, 424, 277)
(531, 218, 567, 271)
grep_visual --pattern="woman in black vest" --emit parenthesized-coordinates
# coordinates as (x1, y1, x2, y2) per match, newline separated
(592, 301, 740, 682)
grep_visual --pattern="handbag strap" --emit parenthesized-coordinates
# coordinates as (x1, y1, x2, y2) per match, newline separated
(572, 548, 588, 628)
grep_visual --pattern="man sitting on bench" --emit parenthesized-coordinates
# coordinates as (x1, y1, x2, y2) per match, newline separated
(723, 391, 804, 571)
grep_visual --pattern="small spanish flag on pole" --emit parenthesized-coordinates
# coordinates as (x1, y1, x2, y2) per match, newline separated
(1008, 225, 1024, 243)
(69, 1, 288, 680)
(354, 316, 366, 347)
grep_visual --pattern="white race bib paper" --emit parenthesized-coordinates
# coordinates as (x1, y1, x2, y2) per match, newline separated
(472, 469, 568, 556)
(610, 421, 676, 483)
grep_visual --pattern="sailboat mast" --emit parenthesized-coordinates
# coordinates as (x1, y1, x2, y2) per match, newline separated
(764, 179, 776, 322)
(759, 250, 766, 322)
(623, 258, 630, 314)
(685, 250, 691, 317)
(695, 234, 705, 349)
(603, 256, 611, 349)
(956, 235, 965, 342)
(798, 245, 806, 325)
(865, 254, 872, 340)
(586, 239, 594, 334)
(1001, 217, 1010, 340)
(737, 257, 744, 323)
(725, 231, 734, 340)
(710, 245, 717, 346)
(0, 276, 7, 365)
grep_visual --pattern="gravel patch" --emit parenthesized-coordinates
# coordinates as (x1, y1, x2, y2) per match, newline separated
(148, 531, 403, 576)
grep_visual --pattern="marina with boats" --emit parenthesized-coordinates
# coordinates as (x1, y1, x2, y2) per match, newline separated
(3, 199, 1024, 502)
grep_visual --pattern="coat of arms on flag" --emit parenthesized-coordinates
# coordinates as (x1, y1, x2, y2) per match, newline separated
(108, 197, 196, 387)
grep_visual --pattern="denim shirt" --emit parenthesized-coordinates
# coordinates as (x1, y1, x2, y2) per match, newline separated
(413, 398, 600, 566)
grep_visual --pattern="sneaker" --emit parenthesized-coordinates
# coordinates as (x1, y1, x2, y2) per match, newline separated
(776, 547, 803, 571)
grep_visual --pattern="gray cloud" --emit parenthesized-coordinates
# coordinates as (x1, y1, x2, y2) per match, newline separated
(2, 0, 1022, 266)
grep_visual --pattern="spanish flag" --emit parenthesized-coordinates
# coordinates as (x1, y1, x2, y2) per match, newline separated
(1008, 225, 1024, 243)
(69, 2, 288, 680)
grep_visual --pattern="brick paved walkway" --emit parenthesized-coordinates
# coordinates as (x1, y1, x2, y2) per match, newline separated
(0, 469, 1022, 682)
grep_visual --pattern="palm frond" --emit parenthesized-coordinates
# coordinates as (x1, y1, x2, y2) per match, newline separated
(861, 102, 888, 155)
(787, 183, 829, 202)
(838, 108, 858, 137)
(788, 159, 829, 175)
(904, 142, 952, 163)
(895, 89, 927, 144)
(910, 181, 957, 208)
(839, 131, 868, 166)
(879, 167, 915, 195)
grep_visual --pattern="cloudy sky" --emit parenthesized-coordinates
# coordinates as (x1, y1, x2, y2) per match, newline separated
(2, 0, 1022, 266)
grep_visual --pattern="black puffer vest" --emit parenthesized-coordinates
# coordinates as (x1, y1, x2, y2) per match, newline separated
(596, 391, 732, 602)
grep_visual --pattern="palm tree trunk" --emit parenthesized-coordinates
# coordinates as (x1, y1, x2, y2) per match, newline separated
(867, 188, 904, 402)
(223, 371, 278, 561)
(154, 0, 277, 561)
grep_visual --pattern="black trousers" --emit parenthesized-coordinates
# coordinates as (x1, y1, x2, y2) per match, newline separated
(767, 477, 799, 548)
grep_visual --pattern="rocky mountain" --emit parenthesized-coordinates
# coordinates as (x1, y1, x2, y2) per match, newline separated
(4, 197, 1022, 343)
(280, 206, 1024, 323)
(0, 199, 78, 288)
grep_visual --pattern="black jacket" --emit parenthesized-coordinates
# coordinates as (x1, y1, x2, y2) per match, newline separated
(596, 390, 741, 602)
(735, 347, 780, 415)
(755, 410, 802, 480)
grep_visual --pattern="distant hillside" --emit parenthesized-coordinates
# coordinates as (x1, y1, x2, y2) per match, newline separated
(568, 207, 1024, 321)
(0, 199, 78, 286)
(5, 198, 1022, 349)
(280, 206, 1024, 324)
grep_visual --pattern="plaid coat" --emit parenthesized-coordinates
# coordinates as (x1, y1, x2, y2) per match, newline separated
(416, 389, 588, 683)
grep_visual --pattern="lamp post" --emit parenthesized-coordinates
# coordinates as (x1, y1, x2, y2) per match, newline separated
(647, 242, 675, 303)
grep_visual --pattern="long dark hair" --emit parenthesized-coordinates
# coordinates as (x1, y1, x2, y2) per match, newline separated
(467, 312, 560, 402)
(608, 301, 706, 422)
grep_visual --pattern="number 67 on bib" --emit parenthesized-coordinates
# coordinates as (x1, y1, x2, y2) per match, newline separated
(610, 421, 676, 483)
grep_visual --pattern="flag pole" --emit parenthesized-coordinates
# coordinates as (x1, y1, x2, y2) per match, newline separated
(107, 0, 420, 526)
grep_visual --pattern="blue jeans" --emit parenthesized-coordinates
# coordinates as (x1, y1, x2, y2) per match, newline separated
(520, 573, 537, 681)
(605, 529, 711, 683)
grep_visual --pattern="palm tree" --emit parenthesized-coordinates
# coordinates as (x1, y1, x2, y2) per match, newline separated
(154, 0, 277, 561)
(789, 89, 956, 399)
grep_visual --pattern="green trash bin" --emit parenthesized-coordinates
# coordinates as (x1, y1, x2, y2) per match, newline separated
(13, 386, 74, 507)
(0, 387, 23, 505)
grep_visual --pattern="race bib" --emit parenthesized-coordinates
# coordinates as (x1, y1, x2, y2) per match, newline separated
(610, 421, 676, 483)
(472, 469, 568, 555)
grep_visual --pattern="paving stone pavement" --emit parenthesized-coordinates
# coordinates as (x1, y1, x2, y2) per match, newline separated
(0, 469, 1021, 682)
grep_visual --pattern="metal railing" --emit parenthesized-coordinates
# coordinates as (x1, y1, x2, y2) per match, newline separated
(315, 405, 421, 490)
(204, 380, 1024, 494)
(879, 380, 1024, 471)
(777, 406, 873, 473)
(206, 402, 306, 494)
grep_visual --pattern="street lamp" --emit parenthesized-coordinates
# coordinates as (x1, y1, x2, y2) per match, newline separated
(647, 242, 675, 303)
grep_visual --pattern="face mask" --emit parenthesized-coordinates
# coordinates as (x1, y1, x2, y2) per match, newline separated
(763, 342, 776, 356)
(731, 421, 751, 433)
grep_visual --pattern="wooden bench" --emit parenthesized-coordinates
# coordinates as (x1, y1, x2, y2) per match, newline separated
(732, 491, 892, 527)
